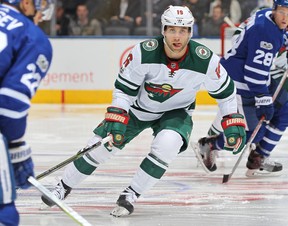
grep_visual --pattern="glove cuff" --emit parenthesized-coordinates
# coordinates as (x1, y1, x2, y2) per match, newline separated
(105, 106, 129, 124)
(9, 142, 32, 163)
(221, 113, 245, 130)
(255, 95, 272, 106)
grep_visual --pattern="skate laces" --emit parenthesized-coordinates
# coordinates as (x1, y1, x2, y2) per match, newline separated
(261, 157, 277, 168)
(53, 181, 67, 200)
(120, 188, 138, 204)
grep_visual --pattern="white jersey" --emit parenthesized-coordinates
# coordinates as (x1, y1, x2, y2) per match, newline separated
(112, 37, 237, 121)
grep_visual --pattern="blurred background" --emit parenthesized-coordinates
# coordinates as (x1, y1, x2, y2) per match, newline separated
(34, 0, 274, 105)
(41, 0, 273, 37)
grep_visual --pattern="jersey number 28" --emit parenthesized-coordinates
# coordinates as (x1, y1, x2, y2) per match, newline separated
(253, 49, 273, 67)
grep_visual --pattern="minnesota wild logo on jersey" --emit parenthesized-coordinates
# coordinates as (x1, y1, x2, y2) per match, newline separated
(142, 39, 158, 51)
(144, 82, 183, 103)
(195, 46, 211, 59)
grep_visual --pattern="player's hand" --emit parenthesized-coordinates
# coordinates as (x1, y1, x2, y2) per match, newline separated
(10, 141, 34, 189)
(255, 95, 274, 121)
(12, 157, 34, 189)
(93, 107, 129, 147)
(221, 113, 246, 154)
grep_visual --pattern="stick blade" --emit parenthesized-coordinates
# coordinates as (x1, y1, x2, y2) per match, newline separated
(222, 174, 230, 183)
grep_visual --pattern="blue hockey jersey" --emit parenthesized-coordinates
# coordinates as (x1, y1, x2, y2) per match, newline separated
(221, 8, 285, 98)
(0, 4, 52, 142)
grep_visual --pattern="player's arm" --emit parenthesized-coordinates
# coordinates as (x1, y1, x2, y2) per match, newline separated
(9, 139, 34, 189)
(93, 44, 145, 146)
(244, 28, 279, 121)
(204, 54, 237, 115)
(205, 54, 246, 154)
(0, 30, 13, 79)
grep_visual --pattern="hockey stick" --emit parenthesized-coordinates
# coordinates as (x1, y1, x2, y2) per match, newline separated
(222, 69, 288, 183)
(36, 136, 111, 180)
(223, 16, 237, 28)
(28, 176, 92, 226)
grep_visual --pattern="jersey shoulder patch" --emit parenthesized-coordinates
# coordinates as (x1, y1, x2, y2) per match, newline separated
(195, 45, 211, 59)
(140, 37, 165, 64)
(181, 40, 213, 74)
(142, 39, 158, 51)
(189, 40, 212, 61)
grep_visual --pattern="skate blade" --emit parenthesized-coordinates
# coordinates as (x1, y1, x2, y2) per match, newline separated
(110, 206, 130, 217)
(246, 169, 282, 178)
(190, 141, 212, 174)
(39, 202, 53, 210)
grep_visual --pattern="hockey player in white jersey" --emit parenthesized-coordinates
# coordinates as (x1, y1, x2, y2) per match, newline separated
(196, 0, 288, 175)
(41, 5, 246, 217)
(0, 0, 54, 225)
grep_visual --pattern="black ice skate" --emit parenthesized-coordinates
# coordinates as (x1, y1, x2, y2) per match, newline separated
(41, 180, 72, 207)
(197, 136, 218, 172)
(110, 187, 139, 217)
(246, 149, 283, 177)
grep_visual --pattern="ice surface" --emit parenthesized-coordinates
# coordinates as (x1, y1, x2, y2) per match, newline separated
(16, 104, 288, 226)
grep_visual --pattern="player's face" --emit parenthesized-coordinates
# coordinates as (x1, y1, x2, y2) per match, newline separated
(164, 26, 191, 54)
(274, 6, 288, 29)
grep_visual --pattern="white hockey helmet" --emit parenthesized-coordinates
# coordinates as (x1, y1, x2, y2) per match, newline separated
(161, 5, 195, 37)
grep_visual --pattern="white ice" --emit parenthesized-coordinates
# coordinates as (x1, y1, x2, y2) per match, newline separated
(16, 104, 288, 226)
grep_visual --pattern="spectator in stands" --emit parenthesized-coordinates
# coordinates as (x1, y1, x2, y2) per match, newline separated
(104, 0, 141, 35)
(85, 0, 114, 27)
(209, 0, 241, 24)
(183, 0, 210, 37)
(258, 0, 273, 8)
(240, 0, 258, 22)
(69, 3, 103, 36)
(63, 0, 85, 18)
(133, 0, 183, 36)
(201, 4, 225, 37)
(55, 1, 71, 36)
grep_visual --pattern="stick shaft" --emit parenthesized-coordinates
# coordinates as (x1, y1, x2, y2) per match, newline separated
(224, 16, 237, 28)
(36, 136, 111, 180)
(28, 177, 92, 226)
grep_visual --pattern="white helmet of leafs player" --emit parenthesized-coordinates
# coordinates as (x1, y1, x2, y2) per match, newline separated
(161, 5, 195, 37)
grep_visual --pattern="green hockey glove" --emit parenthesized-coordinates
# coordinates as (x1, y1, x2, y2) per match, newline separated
(93, 107, 129, 147)
(221, 113, 246, 154)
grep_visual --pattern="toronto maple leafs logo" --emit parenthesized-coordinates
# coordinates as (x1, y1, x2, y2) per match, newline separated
(144, 82, 183, 103)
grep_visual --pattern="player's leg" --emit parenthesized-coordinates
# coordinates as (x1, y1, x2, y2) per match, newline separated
(0, 133, 19, 226)
(41, 135, 119, 206)
(235, 96, 272, 173)
(246, 102, 288, 174)
(42, 111, 150, 207)
(111, 109, 192, 217)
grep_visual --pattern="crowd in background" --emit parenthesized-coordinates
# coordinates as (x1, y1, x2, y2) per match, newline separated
(40, 0, 273, 37)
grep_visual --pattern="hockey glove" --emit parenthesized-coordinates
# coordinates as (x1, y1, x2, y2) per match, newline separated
(10, 142, 35, 189)
(93, 107, 129, 147)
(221, 113, 246, 154)
(255, 95, 274, 121)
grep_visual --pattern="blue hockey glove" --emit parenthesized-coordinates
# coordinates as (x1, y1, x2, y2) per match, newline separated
(221, 113, 246, 154)
(93, 107, 129, 147)
(10, 142, 34, 189)
(255, 95, 274, 121)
